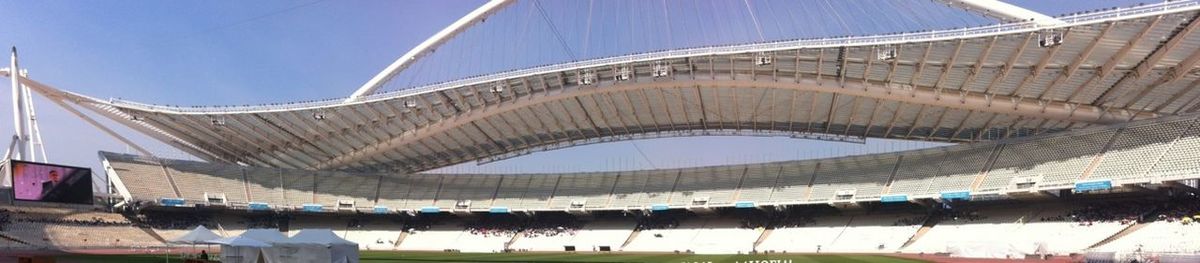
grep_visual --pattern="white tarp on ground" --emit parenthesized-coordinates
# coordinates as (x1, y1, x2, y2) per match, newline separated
(171, 225, 222, 244)
(238, 229, 291, 263)
(208, 236, 271, 263)
(288, 229, 360, 263)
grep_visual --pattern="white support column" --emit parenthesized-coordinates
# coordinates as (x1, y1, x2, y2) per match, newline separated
(941, 0, 1064, 26)
(345, 0, 514, 102)
(23, 83, 47, 162)
(9, 47, 28, 161)
(1, 136, 15, 187)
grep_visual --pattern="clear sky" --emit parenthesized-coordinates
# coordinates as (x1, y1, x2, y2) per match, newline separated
(0, 0, 1153, 192)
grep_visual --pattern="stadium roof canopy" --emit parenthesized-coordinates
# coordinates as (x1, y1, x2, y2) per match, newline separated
(7, 1, 1200, 173)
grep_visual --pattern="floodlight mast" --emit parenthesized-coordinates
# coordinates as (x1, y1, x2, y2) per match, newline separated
(345, 0, 515, 102)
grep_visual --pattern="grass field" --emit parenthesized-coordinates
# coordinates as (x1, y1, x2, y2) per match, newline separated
(54, 251, 930, 263)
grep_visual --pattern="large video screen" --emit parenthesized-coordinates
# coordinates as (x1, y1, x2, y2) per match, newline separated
(10, 160, 93, 205)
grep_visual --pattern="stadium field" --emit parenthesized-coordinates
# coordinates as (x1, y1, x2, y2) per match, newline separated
(54, 251, 931, 263)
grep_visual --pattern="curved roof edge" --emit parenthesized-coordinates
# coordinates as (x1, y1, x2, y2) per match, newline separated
(105, 0, 1200, 115)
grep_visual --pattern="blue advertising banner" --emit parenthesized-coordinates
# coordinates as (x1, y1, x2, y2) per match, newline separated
(302, 204, 323, 212)
(373, 206, 389, 214)
(650, 204, 670, 211)
(160, 198, 186, 207)
(420, 206, 441, 213)
(247, 202, 270, 211)
(734, 201, 756, 208)
(881, 194, 908, 203)
(939, 191, 971, 201)
(1075, 180, 1113, 192)
(489, 207, 510, 213)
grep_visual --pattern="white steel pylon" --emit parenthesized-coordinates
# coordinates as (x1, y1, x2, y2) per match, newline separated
(23, 73, 47, 163)
(4, 47, 46, 163)
(8, 47, 28, 162)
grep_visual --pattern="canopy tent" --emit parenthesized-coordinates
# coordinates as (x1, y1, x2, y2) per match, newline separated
(170, 226, 222, 244)
(168, 226, 223, 262)
(285, 229, 359, 263)
(238, 229, 291, 263)
(240, 229, 290, 243)
(208, 236, 271, 263)
(228, 228, 360, 263)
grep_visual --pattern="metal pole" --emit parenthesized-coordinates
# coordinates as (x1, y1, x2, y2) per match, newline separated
(23, 83, 45, 162)
(9, 47, 27, 161)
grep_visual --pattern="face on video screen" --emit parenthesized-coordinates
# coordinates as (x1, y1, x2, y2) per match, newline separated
(10, 161, 93, 205)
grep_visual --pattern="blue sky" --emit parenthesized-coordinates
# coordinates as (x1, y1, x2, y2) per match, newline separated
(0, 0, 1153, 191)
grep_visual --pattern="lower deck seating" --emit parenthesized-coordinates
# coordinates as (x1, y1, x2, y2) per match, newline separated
(507, 220, 634, 252)
(902, 207, 1030, 255)
(687, 219, 760, 254)
(1096, 221, 1200, 254)
(344, 226, 404, 250)
(902, 204, 1131, 257)
(395, 223, 465, 251)
(756, 215, 851, 253)
(822, 213, 923, 253)
(0, 206, 163, 248)
(622, 219, 705, 252)
(394, 219, 509, 253)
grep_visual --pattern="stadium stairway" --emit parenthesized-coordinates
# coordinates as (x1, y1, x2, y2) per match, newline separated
(752, 228, 773, 251)
(394, 231, 409, 250)
(1088, 221, 1148, 249)
(504, 231, 522, 251)
(829, 215, 856, 245)
(899, 214, 939, 250)
(155, 159, 185, 199)
(619, 228, 640, 251)
(216, 222, 230, 237)
(0, 232, 30, 246)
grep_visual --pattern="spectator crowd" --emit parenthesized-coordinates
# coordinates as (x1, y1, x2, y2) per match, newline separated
(463, 215, 583, 238)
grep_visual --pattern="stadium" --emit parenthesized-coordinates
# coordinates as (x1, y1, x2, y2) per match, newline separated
(3, 0, 1200, 262)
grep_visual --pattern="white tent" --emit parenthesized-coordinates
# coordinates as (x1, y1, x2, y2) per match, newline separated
(238, 229, 291, 263)
(170, 225, 222, 259)
(170, 225, 222, 244)
(240, 229, 290, 243)
(208, 236, 271, 263)
(287, 229, 360, 263)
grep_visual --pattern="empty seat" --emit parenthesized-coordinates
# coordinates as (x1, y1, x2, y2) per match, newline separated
(808, 155, 898, 202)
(979, 130, 1115, 192)
(102, 152, 178, 201)
(1148, 117, 1200, 180)
(669, 165, 742, 206)
(314, 171, 378, 207)
(1091, 118, 1193, 182)
(376, 174, 415, 209)
(280, 169, 316, 206)
(518, 175, 558, 209)
(433, 174, 500, 209)
(244, 167, 286, 205)
(768, 161, 818, 204)
(402, 175, 443, 210)
(549, 172, 617, 209)
(163, 159, 248, 203)
(733, 164, 780, 203)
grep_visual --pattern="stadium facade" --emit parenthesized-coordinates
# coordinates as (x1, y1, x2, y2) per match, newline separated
(9, 0, 1200, 173)
(3, 0, 1200, 262)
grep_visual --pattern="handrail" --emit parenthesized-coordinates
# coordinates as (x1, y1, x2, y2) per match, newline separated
(107, 0, 1200, 114)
